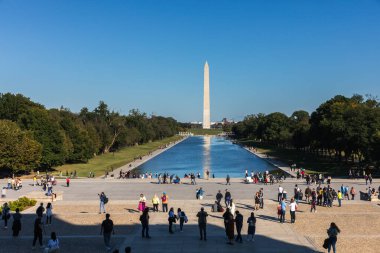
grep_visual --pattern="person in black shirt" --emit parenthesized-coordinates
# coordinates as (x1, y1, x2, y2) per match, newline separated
(196, 207, 208, 241)
(216, 190, 223, 205)
(101, 213, 114, 250)
(140, 207, 151, 238)
(32, 217, 43, 249)
(235, 211, 243, 243)
(36, 203, 45, 218)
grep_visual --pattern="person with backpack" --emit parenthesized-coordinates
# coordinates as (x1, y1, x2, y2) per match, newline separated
(196, 207, 208, 241)
(246, 212, 256, 242)
(177, 208, 187, 232)
(168, 207, 176, 234)
(234, 210, 243, 243)
(100, 213, 114, 251)
(327, 222, 340, 253)
(161, 192, 168, 212)
(99, 192, 108, 214)
(140, 207, 151, 238)
(36, 203, 45, 218)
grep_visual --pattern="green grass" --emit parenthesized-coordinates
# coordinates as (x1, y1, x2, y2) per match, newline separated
(238, 140, 351, 176)
(54, 135, 183, 177)
(187, 128, 223, 135)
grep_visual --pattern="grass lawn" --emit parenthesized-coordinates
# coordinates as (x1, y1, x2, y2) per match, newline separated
(187, 128, 223, 135)
(54, 135, 183, 177)
(238, 140, 351, 176)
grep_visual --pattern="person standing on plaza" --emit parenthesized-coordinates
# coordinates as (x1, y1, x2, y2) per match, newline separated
(151, 194, 160, 212)
(350, 187, 356, 200)
(32, 216, 44, 249)
(337, 190, 343, 207)
(168, 207, 176, 234)
(177, 208, 186, 232)
(36, 203, 45, 218)
(12, 208, 22, 236)
(140, 207, 151, 238)
(254, 192, 260, 210)
(100, 213, 114, 251)
(259, 188, 264, 209)
(46, 202, 53, 225)
(225, 210, 235, 245)
(161, 192, 168, 212)
(280, 198, 286, 223)
(246, 212, 256, 241)
(99, 192, 107, 214)
(225, 189, 231, 207)
(196, 207, 208, 241)
(1, 202, 10, 229)
(216, 190, 223, 205)
(138, 194, 146, 212)
(327, 222, 340, 253)
(234, 210, 243, 243)
(66, 177, 70, 187)
(278, 185, 284, 202)
(289, 198, 298, 223)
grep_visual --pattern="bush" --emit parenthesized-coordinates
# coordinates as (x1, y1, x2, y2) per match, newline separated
(1, 197, 37, 212)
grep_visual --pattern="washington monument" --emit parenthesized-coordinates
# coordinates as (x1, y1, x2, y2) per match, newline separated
(203, 61, 210, 129)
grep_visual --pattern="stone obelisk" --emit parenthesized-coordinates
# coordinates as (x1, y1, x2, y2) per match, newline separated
(203, 61, 210, 129)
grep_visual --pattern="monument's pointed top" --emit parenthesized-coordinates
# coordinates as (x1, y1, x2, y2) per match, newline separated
(205, 61, 208, 66)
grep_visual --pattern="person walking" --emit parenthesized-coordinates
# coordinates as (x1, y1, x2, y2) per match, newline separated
(99, 192, 107, 214)
(36, 203, 45, 218)
(177, 208, 186, 232)
(140, 207, 151, 238)
(196, 207, 208, 241)
(100, 213, 114, 251)
(44, 232, 59, 253)
(278, 185, 284, 202)
(234, 211, 243, 243)
(46, 203, 53, 225)
(246, 212, 256, 241)
(289, 198, 298, 223)
(138, 194, 146, 212)
(226, 174, 231, 185)
(327, 222, 340, 253)
(168, 207, 176, 234)
(32, 216, 44, 249)
(12, 208, 22, 237)
(1, 202, 10, 229)
(152, 194, 160, 212)
(161, 192, 168, 212)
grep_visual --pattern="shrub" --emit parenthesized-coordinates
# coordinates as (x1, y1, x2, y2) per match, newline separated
(1, 196, 37, 212)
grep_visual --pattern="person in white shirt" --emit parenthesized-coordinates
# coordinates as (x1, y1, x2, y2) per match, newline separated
(289, 198, 298, 223)
(44, 232, 59, 253)
(278, 185, 284, 202)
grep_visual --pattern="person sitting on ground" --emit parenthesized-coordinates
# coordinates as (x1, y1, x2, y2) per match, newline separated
(44, 232, 59, 253)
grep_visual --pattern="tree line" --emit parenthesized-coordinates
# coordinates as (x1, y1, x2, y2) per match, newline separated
(0, 93, 179, 173)
(232, 95, 380, 165)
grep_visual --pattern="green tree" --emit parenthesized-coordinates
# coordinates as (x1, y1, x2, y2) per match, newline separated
(0, 120, 42, 172)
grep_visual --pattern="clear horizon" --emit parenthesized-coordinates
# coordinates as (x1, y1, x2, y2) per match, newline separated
(1, 1, 379, 122)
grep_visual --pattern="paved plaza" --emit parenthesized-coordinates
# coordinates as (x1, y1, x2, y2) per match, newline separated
(1, 178, 379, 253)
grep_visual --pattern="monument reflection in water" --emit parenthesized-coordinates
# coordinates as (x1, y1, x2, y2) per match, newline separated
(134, 136, 277, 178)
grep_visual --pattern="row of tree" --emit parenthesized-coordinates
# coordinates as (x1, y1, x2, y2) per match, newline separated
(232, 95, 380, 164)
(0, 93, 179, 172)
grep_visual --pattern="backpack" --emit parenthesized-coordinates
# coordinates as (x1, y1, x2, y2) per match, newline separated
(103, 196, 109, 204)
(182, 212, 188, 223)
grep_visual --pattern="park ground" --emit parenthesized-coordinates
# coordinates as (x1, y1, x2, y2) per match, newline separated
(1, 178, 379, 252)
(53, 136, 182, 178)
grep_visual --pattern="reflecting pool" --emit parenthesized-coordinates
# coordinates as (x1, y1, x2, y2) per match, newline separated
(134, 136, 277, 178)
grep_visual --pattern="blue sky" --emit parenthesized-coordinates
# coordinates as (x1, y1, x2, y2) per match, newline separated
(0, 0, 379, 122)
